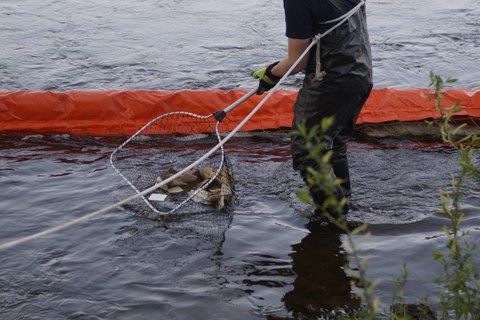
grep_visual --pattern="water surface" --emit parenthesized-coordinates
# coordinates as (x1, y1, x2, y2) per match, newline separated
(1, 133, 479, 319)
(0, 0, 479, 90)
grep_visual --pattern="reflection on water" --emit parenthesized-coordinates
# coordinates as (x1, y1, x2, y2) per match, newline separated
(283, 221, 360, 318)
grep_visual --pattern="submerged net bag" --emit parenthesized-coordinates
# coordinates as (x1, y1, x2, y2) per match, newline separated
(110, 111, 235, 219)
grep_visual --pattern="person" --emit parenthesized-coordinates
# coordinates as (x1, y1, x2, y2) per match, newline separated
(253, 0, 373, 219)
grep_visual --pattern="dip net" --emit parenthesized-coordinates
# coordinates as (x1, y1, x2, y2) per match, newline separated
(110, 111, 235, 220)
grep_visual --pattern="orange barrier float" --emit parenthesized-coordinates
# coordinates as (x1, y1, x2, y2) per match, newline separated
(0, 89, 479, 136)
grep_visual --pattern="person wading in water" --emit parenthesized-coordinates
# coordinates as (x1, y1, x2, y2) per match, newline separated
(253, 0, 373, 222)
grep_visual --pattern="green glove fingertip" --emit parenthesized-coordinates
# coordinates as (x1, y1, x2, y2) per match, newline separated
(252, 67, 266, 80)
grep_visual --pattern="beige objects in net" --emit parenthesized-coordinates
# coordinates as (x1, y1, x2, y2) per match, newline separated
(155, 167, 233, 209)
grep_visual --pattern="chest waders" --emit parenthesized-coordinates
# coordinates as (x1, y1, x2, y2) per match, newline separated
(290, 0, 373, 217)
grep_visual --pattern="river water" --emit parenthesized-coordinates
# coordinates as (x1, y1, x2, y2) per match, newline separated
(1, 0, 480, 319)
(0, 0, 479, 90)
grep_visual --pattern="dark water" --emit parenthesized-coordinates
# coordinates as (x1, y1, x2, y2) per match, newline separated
(1, 133, 479, 319)
(1, 0, 480, 319)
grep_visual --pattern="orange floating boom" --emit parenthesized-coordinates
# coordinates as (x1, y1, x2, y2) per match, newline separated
(0, 89, 479, 136)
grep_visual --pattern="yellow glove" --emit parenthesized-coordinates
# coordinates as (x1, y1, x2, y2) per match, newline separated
(252, 61, 281, 94)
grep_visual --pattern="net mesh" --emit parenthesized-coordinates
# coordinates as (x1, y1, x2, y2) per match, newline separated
(110, 111, 235, 220)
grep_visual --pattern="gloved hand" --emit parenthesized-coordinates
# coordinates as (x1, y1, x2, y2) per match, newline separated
(252, 61, 281, 94)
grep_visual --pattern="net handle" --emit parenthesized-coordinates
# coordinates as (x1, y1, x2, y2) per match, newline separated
(224, 88, 257, 114)
(212, 87, 257, 122)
